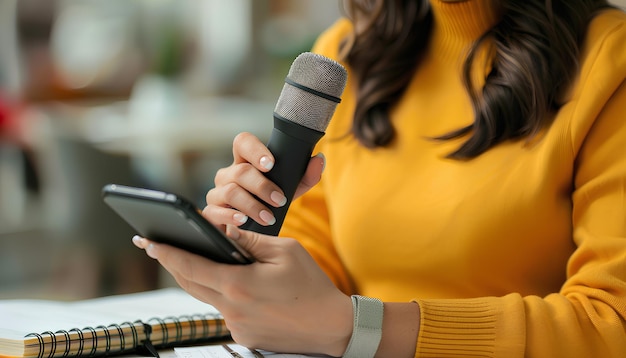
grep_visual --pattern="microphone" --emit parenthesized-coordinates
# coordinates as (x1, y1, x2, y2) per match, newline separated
(240, 52, 347, 236)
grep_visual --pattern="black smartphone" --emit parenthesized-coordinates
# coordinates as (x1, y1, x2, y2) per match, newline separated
(102, 184, 254, 265)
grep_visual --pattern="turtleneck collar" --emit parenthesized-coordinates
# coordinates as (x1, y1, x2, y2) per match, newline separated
(428, 0, 501, 64)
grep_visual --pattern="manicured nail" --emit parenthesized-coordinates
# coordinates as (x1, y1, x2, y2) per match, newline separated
(270, 191, 287, 207)
(259, 210, 276, 225)
(260, 156, 274, 171)
(316, 152, 326, 172)
(132, 235, 144, 248)
(145, 243, 159, 259)
(233, 212, 248, 224)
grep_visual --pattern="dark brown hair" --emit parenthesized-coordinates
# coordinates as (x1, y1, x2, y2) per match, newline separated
(341, 0, 611, 158)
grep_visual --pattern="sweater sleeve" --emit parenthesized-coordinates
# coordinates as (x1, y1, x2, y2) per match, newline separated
(278, 18, 356, 295)
(415, 13, 626, 358)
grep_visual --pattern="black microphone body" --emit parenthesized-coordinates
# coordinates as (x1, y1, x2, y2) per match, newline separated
(241, 116, 324, 235)
(239, 52, 347, 236)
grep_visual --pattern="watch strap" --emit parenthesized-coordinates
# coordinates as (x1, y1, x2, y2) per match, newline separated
(342, 295, 384, 358)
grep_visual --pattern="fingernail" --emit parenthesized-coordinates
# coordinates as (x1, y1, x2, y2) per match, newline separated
(316, 152, 326, 172)
(145, 243, 159, 259)
(132, 235, 144, 248)
(259, 210, 276, 225)
(270, 191, 287, 207)
(260, 156, 274, 171)
(233, 212, 248, 224)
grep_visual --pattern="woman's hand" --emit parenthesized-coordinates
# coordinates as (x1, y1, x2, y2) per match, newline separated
(132, 228, 352, 356)
(204, 132, 325, 231)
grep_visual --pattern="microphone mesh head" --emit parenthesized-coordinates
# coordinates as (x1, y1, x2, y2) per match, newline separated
(274, 52, 347, 132)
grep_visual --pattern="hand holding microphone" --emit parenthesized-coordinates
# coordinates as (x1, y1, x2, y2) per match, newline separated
(204, 52, 347, 235)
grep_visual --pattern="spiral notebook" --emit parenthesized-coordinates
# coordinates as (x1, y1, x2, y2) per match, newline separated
(0, 288, 230, 358)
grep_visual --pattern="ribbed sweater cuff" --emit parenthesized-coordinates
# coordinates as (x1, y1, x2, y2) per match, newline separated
(414, 295, 525, 357)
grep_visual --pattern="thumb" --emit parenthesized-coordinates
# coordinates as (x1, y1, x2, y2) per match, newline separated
(226, 225, 273, 262)
(294, 153, 325, 199)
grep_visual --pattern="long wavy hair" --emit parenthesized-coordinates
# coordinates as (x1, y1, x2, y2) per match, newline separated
(341, 0, 611, 158)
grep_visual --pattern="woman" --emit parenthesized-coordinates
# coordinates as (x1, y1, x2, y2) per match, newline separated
(133, 0, 626, 356)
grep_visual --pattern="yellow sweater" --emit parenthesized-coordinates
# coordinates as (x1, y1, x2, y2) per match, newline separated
(280, 0, 626, 356)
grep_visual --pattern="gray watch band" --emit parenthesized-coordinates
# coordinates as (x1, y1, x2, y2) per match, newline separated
(342, 295, 384, 358)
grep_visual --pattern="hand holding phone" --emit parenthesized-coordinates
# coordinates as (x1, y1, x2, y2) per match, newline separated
(102, 184, 254, 265)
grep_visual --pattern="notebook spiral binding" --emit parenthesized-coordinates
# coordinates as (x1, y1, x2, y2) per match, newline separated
(25, 313, 226, 358)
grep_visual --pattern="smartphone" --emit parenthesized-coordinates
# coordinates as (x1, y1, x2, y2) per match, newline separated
(102, 184, 253, 265)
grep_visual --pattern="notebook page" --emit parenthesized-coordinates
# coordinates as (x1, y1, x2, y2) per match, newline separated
(0, 288, 219, 339)
(175, 344, 329, 358)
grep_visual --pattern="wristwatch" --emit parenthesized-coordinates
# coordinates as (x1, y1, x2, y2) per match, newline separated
(342, 295, 384, 358)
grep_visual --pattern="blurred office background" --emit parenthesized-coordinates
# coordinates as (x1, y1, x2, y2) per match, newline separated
(0, 0, 342, 300)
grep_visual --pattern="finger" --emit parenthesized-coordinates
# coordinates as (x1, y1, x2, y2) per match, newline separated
(226, 227, 281, 263)
(232, 132, 274, 172)
(214, 164, 287, 209)
(294, 153, 325, 199)
(168, 270, 227, 307)
(207, 183, 278, 226)
(201, 205, 249, 229)
(136, 237, 232, 292)
(132, 236, 228, 306)
(132, 235, 150, 250)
